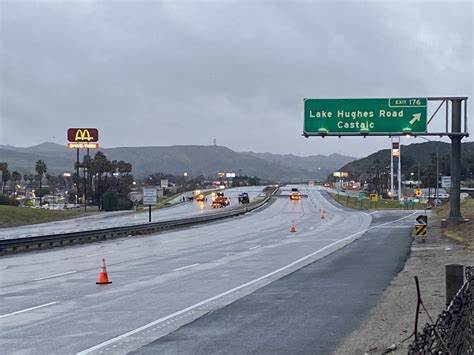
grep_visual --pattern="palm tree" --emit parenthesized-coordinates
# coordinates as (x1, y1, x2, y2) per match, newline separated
(91, 152, 112, 210)
(1, 168, 10, 195)
(11, 171, 21, 196)
(35, 160, 47, 204)
(0, 162, 8, 194)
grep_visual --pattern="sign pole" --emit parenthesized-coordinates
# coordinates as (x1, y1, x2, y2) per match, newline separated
(398, 139, 402, 200)
(83, 164, 87, 212)
(448, 99, 463, 221)
(390, 138, 394, 199)
(76, 148, 80, 205)
(148, 205, 151, 222)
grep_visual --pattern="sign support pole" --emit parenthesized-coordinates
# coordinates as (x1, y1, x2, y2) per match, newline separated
(390, 138, 394, 199)
(448, 100, 463, 221)
(76, 148, 80, 205)
(148, 205, 152, 222)
(398, 139, 402, 200)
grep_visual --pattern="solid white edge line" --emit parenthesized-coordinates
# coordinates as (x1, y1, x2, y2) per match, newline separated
(173, 263, 200, 272)
(33, 271, 77, 281)
(77, 210, 417, 355)
(0, 301, 58, 319)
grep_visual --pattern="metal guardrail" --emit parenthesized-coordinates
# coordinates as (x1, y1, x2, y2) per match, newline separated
(0, 188, 278, 255)
(408, 266, 473, 354)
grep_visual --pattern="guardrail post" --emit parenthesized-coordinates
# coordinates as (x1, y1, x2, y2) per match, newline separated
(445, 264, 464, 307)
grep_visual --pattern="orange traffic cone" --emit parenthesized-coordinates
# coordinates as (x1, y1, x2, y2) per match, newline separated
(290, 225, 297, 233)
(320, 209, 326, 220)
(96, 258, 112, 284)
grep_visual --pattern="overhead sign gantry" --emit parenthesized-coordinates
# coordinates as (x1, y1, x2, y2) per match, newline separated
(304, 98, 427, 135)
(303, 97, 469, 224)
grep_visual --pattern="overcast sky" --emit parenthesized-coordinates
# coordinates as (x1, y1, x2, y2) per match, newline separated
(0, 0, 472, 157)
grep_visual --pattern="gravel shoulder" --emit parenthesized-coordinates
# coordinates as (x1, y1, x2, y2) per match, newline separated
(335, 212, 473, 355)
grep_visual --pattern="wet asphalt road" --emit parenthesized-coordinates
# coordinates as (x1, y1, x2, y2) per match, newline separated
(0, 186, 264, 240)
(135, 210, 415, 355)
(0, 187, 416, 354)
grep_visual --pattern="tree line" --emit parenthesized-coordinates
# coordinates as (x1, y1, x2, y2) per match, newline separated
(0, 151, 135, 210)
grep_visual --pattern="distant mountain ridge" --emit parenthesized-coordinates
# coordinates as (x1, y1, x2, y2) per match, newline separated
(0, 142, 355, 181)
(246, 152, 354, 177)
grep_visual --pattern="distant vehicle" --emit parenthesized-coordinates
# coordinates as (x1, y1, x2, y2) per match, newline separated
(212, 192, 230, 208)
(196, 193, 205, 202)
(290, 192, 301, 200)
(238, 192, 250, 204)
(323, 183, 330, 188)
(291, 187, 299, 192)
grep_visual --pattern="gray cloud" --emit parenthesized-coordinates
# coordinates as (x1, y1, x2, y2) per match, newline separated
(1, 0, 472, 157)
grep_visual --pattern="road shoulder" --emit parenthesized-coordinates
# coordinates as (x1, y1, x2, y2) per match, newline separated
(335, 213, 474, 355)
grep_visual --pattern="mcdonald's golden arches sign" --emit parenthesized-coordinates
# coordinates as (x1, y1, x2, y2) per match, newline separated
(67, 128, 99, 149)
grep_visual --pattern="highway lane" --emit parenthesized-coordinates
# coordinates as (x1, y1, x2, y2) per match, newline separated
(0, 185, 372, 354)
(136, 209, 416, 355)
(0, 186, 264, 240)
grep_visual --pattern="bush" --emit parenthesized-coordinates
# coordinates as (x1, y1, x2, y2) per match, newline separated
(102, 191, 119, 211)
(0, 194, 20, 206)
(117, 196, 133, 210)
(102, 191, 133, 211)
(36, 188, 50, 198)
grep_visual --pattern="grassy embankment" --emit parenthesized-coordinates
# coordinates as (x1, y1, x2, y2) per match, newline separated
(331, 193, 426, 210)
(0, 205, 83, 228)
(435, 199, 474, 250)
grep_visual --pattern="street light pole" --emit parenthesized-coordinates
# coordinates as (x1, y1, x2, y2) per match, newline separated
(418, 137, 440, 205)
(436, 149, 439, 203)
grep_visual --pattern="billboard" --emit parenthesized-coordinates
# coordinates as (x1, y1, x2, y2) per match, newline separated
(333, 171, 349, 178)
(67, 128, 99, 149)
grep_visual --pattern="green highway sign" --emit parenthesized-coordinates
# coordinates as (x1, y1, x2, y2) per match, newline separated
(304, 98, 427, 135)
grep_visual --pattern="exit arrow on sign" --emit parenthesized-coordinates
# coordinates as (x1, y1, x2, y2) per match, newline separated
(409, 113, 421, 125)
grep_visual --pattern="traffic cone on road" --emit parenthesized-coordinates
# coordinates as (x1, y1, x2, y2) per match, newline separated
(96, 258, 112, 285)
(290, 224, 297, 233)
(320, 209, 326, 220)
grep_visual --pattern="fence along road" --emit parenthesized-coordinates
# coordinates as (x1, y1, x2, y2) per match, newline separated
(0, 186, 264, 240)
(1, 186, 372, 354)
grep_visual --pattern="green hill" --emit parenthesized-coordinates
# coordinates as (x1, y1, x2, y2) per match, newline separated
(0, 142, 354, 181)
(337, 141, 474, 182)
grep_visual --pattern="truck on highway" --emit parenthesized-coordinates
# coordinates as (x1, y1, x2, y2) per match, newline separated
(212, 192, 230, 208)
(238, 192, 250, 204)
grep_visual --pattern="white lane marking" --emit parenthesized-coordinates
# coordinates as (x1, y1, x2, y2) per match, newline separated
(173, 263, 200, 272)
(77, 211, 416, 355)
(32, 271, 77, 281)
(0, 302, 58, 319)
(249, 245, 261, 250)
